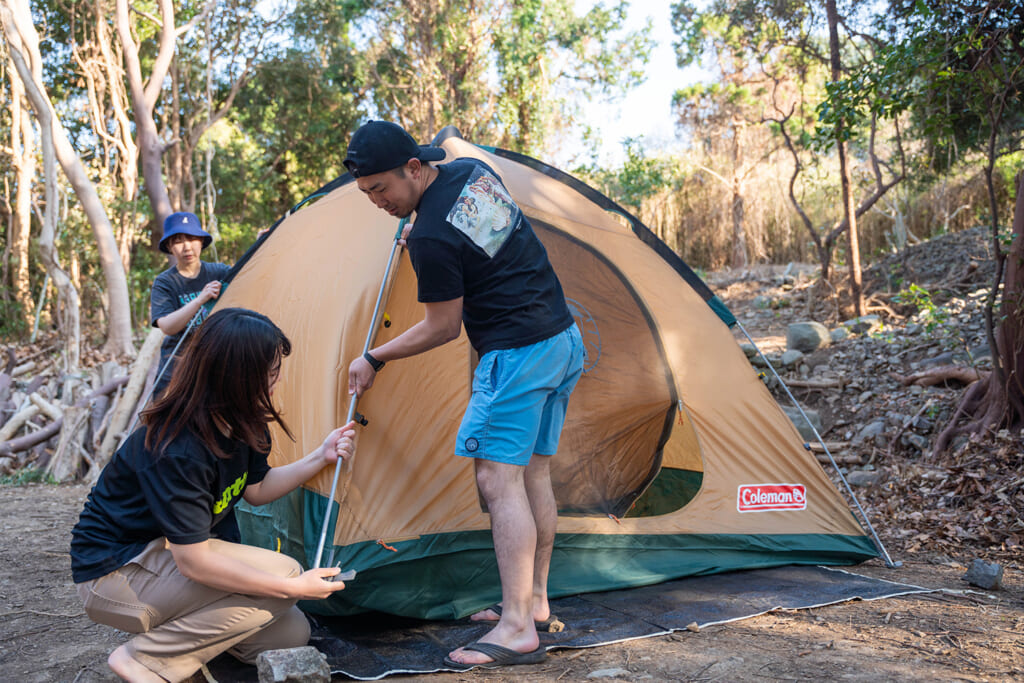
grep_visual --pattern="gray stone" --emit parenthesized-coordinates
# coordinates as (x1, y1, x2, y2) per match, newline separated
(902, 433, 930, 452)
(787, 322, 831, 353)
(752, 295, 771, 310)
(845, 469, 881, 487)
(905, 322, 923, 336)
(739, 343, 758, 359)
(588, 668, 633, 679)
(852, 420, 886, 446)
(911, 416, 933, 432)
(887, 412, 907, 428)
(841, 314, 882, 334)
(781, 349, 805, 367)
(922, 351, 955, 369)
(829, 327, 851, 343)
(963, 559, 1004, 590)
(781, 405, 823, 441)
(257, 646, 330, 683)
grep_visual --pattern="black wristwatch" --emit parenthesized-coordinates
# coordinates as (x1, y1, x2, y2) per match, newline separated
(363, 351, 385, 372)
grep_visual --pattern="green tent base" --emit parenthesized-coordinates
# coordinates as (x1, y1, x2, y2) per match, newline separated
(236, 489, 877, 620)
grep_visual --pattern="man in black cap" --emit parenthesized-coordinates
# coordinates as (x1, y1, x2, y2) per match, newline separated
(150, 211, 230, 395)
(344, 121, 585, 670)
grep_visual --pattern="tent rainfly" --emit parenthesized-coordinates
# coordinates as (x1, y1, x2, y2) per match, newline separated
(216, 127, 879, 620)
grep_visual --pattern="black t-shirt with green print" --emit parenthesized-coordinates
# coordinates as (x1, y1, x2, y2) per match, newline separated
(70, 425, 271, 583)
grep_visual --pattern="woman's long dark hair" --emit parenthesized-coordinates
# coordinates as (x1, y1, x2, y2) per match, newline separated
(142, 307, 294, 458)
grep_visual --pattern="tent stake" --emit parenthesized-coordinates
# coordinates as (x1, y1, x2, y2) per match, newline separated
(312, 218, 408, 569)
(735, 322, 898, 568)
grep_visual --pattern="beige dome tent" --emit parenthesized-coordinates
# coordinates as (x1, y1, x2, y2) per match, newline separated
(218, 128, 880, 620)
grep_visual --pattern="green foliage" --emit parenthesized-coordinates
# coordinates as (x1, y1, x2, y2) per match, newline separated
(865, 0, 1024, 174)
(894, 283, 949, 333)
(0, 300, 30, 339)
(577, 140, 685, 213)
(355, 0, 651, 155)
(0, 467, 58, 487)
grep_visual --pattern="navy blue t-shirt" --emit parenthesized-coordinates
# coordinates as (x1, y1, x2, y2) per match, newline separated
(70, 426, 271, 584)
(408, 158, 573, 355)
(150, 261, 231, 373)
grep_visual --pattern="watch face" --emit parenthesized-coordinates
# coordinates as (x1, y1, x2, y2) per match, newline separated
(566, 298, 600, 374)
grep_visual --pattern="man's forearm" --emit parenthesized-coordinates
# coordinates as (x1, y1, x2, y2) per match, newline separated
(370, 298, 463, 363)
(371, 318, 459, 363)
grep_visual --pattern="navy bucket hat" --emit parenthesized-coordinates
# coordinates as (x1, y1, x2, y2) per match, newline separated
(160, 212, 212, 254)
(343, 121, 446, 178)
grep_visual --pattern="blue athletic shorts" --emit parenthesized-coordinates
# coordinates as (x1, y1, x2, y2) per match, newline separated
(455, 324, 585, 466)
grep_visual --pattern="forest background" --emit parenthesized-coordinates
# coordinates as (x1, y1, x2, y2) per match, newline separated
(0, 0, 1022, 478)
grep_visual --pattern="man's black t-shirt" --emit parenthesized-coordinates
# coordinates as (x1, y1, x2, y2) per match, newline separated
(70, 426, 271, 584)
(150, 261, 231, 370)
(407, 158, 573, 355)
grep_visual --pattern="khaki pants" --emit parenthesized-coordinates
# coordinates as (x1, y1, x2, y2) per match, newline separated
(77, 538, 310, 682)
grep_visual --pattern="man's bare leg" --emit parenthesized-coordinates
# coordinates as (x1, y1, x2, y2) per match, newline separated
(448, 459, 540, 665)
(524, 454, 555, 621)
(470, 454, 556, 624)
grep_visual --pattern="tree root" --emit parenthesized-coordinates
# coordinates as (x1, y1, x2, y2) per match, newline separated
(931, 374, 1010, 457)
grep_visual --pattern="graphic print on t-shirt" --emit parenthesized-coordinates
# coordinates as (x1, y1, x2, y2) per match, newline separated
(178, 290, 211, 324)
(446, 166, 520, 257)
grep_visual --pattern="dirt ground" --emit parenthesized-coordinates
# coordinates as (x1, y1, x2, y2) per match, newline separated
(1, 483, 1022, 683)
(3, 231, 1023, 682)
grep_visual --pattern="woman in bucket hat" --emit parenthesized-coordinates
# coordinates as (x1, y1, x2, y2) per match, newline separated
(150, 212, 230, 396)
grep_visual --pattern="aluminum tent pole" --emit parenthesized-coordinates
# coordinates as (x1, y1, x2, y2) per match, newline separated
(312, 218, 408, 570)
(126, 307, 207, 436)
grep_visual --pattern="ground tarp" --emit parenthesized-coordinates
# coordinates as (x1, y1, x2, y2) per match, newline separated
(206, 564, 931, 681)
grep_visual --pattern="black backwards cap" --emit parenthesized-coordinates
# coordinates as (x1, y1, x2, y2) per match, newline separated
(343, 121, 446, 178)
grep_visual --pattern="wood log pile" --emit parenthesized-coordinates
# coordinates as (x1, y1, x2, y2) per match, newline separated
(0, 328, 162, 482)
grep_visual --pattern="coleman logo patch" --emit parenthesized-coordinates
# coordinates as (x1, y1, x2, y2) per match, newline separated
(737, 484, 807, 512)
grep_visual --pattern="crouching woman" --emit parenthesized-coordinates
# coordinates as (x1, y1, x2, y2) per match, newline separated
(71, 308, 354, 682)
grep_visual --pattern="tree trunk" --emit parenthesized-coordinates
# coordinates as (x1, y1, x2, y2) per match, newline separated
(2, 2, 81, 372)
(995, 171, 1024, 420)
(36, 78, 81, 375)
(115, 0, 176, 238)
(7, 55, 34, 327)
(1, 0, 135, 357)
(76, 0, 141, 274)
(826, 0, 864, 317)
(933, 171, 1024, 455)
(731, 174, 747, 269)
(728, 120, 747, 269)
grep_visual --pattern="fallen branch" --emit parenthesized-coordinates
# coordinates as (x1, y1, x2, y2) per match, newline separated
(0, 418, 60, 457)
(0, 377, 128, 458)
(29, 392, 63, 422)
(806, 440, 850, 453)
(93, 329, 162, 480)
(11, 361, 37, 378)
(0, 404, 41, 442)
(785, 377, 848, 390)
(890, 365, 989, 387)
(47, 405, 89, 482)
(10, 344, 57, 369)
